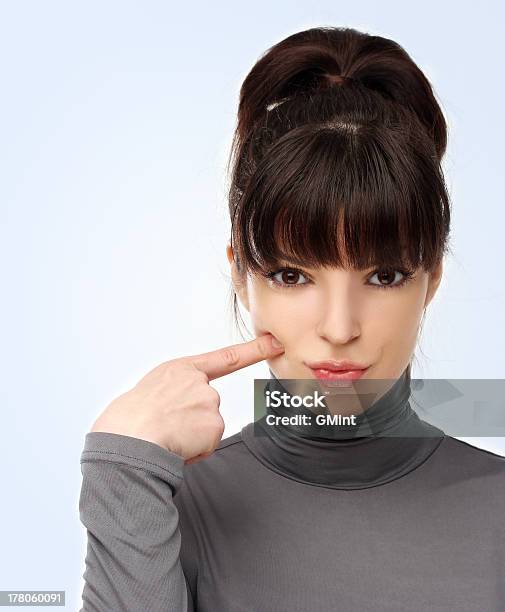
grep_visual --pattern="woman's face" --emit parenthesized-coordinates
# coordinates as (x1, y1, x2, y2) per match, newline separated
(227, 244, 443, 383)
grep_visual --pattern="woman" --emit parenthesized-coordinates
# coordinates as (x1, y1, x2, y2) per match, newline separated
(79, 27, 505, 611)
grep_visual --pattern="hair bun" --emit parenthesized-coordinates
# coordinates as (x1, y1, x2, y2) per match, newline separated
(238, 27, 447, 160)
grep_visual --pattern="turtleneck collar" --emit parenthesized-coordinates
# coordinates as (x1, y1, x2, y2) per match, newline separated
(241, 366, 445, 490)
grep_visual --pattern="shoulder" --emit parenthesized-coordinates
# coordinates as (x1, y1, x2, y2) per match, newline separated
(177, 426, 253, 488)
(440, 436, 505, 465)
(216, 429, 244, 451)
(198, 427, 251, 469)
(433, 436, 505, 489)
(172, 426, 256, 519)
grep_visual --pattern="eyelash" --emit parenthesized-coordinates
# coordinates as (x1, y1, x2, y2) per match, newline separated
(261, 267, 416, 291)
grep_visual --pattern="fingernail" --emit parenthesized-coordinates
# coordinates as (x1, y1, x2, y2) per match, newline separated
(271, 336, 283, 349)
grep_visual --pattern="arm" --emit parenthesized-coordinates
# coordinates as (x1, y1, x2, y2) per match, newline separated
(78, 432, 195, 612)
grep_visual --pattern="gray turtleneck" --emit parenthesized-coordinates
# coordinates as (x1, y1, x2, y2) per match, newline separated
(78, 369, 505, 611)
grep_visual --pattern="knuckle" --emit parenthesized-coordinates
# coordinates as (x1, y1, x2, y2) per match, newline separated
(186, 364, 209, 385)
(168, 356, 193, 372)
(257, 338, 269, 358)
(163, 357, 182, 370)
(220, 348, 240, 368)
(194, 387, 219, 412)
(195, 369, 210, 384)
(207, 385, 221, 407)
(161, 359, 183, 378)
(210, 414, 225, 443)
(216, 413, 225, 434)
(209, 411, 224, 430)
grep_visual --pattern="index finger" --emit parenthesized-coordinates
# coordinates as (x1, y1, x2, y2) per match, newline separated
(187, 333, 285, 381)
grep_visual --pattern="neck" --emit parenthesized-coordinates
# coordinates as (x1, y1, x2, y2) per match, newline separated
(241, 365, 445, 489)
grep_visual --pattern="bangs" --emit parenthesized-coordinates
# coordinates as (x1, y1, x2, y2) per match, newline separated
(232, 119, 450, 276)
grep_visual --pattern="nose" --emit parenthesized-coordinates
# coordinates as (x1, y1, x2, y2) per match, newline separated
(316, 286, 361, 345)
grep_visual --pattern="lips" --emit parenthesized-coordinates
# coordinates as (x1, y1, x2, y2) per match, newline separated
(305, 359, 369, 371)
(304, 359, 370, 382)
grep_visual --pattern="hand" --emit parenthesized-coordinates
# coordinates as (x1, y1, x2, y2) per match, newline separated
(90, 333, 284, 464)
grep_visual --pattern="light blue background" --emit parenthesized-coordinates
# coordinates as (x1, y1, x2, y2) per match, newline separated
(1, 1, 503, 609)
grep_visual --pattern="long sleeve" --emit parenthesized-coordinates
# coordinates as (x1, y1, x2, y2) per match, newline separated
(78, 431, 195, 612)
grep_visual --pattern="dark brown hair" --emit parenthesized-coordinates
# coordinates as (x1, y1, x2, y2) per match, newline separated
(226, 26, 452, 337)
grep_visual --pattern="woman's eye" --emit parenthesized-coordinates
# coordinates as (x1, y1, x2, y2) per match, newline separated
(266, 268, 310, 288)
(367, 268, 412, 289)
(263, 266, 414, 290)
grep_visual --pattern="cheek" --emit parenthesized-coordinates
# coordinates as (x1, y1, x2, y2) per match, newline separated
(370, 298, 422, 329)
(366, 288, 425, 352)
(248, 288, 316, 341)
(250, 307, 301, 341)
(247, 290, 280, 338)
